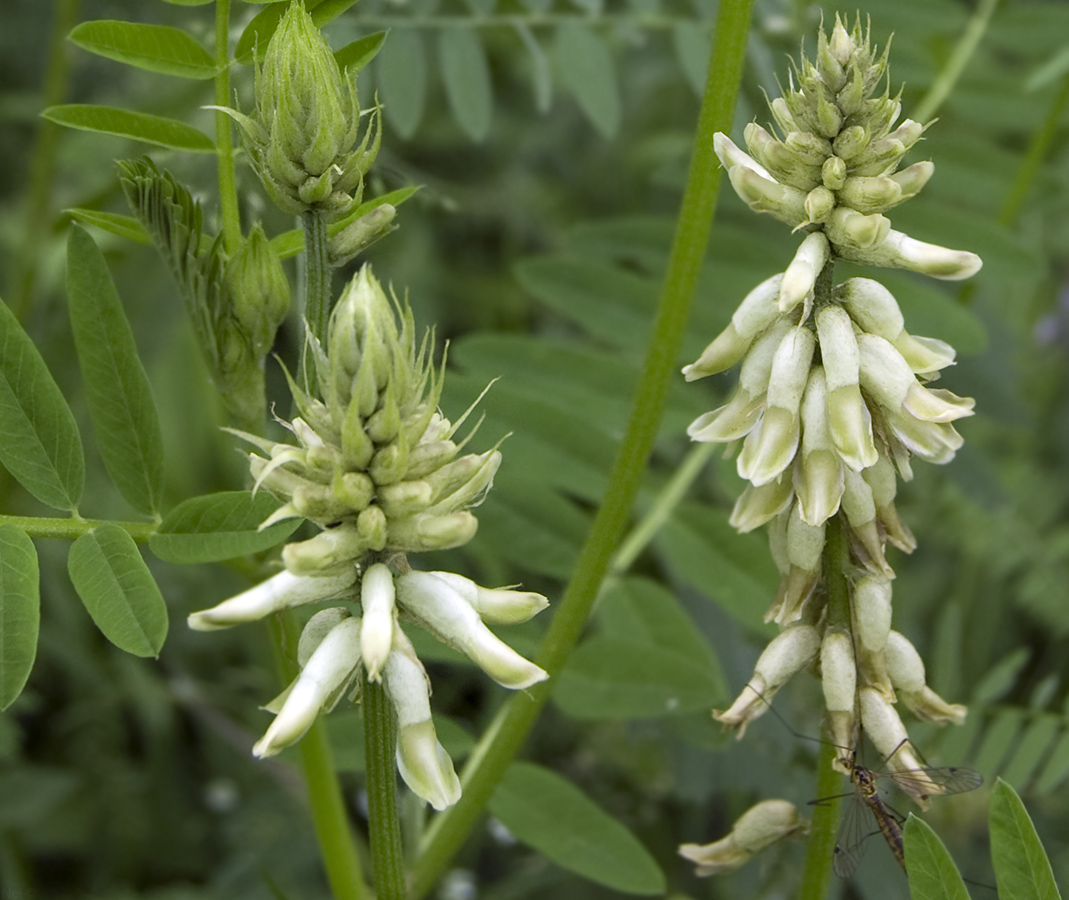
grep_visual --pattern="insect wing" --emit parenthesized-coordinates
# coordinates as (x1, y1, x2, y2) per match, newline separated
(832, 792, 872, 879)
(886, 765, 983, 799)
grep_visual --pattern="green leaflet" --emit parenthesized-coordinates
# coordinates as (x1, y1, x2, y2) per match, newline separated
(655, 501, 779, 633)
(334, 31, 387, 75)
(68, 20, 218, 79)
(554, 579, 725, 719)
(553, 22, 620, 139)
(514, 256, 659, 353)
(0, 525, 40, 711)
(379, 29, 428, 139)
(513, 23, 552, 114)
(489, 762, 665, 895)
(149, 491, 302, 563)
(439, 30, 493, 142)
(66, 227, 166, 518)
(0, 296, 85, 512)
(672, 22, 711, 96)
(903, 816, 971, 900)
(990, 779, 1061, 900)
(68, 524, 168, 658)
(65, 208, 151, 245)
(41, 105, 215, 153)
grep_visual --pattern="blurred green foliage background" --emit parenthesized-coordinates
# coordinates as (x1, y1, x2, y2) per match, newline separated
(1, 0, 1068, 897)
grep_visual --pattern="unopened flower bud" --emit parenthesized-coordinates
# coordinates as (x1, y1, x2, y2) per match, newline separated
(853, 576, 893, 653)
(679, 799, 804, 875)
(714, 624, 821, 735)
(360, 563, 396, 681)
(328, 204, 398, 267)
(227, 223, 291, 356)
(779, 232, 829, 313)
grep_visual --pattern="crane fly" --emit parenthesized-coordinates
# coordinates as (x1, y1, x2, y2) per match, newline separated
(829, 746, 983, 878)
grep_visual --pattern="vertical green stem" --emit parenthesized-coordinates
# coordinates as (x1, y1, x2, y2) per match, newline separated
(364, 677, 407, 900)
(214, 0, 242, 255)
(912, 0, 999, 123)
(268, 614, 369, 900)
(409, 1, 756, 895)
(799, 740, 843, 900)
(302, 210, 333, 346)
(11, 0, 80, 320)
(800, 516, 850, 899)
(1000, 72, 1069, 226)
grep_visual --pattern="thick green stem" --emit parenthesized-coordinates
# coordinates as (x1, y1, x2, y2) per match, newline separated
(302, 210, 333, 346)
(364, 677, 407, 900)
(800, 516, 851, 897)
(800, 740, 844, 900)
(0, 514, 155, 543)
(214, 0, 242, 255)
(269, 614, 368, 900)
(410, 1, 756, 894)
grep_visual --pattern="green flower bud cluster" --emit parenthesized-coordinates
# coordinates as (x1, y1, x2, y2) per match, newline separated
(687, 17, 978, 781)
(220, 4, 379, 220)
(226, 224, 291, 356)
(232, 266, 501, 573)
(715, 14, 980, 279)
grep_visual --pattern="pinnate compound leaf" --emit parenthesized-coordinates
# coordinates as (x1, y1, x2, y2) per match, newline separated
(903, 816, 970, 900)
(149, 491, 301, 563)
(379, 28, 428, 139)
(0, 297, 85, 512)
(68, 524, 168, 658)
(0, 526, 40, 710)
(42, 105, 215, 153)
(65, 208, 151, 245)
(990, 778, 1061, 900)
(68, 20, 218, 79)
(335, 31, 388, 74)
(489, 763, 666, 895)
(66, 227, 166, 517)
(439, 29, 493, 141)
(553, 22, 620, 138)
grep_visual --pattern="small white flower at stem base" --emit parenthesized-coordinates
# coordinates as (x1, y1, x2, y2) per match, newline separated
(253, 616, 363, 758)
(683, 275, 783, 380)
(360, 562, 396, 682)
(714, 624, 821, 736)
(383, 629, 462, 811)
(187, 568, 359, 631)
(679, 799, 805, 876)
(396, 571, 549, 690)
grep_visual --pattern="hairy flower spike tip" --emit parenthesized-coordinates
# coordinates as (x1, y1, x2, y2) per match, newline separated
(188, 265, 550, 810)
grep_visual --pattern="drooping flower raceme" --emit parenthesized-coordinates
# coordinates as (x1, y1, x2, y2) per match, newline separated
(682, 16, 979, 875)
(189, 267, 549, 810)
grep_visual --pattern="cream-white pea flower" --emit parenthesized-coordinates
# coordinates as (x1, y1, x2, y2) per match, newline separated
(685, 14, 977, 819)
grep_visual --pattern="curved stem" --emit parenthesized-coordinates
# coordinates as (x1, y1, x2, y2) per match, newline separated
(214, 0, 242, 255)
(269, 614, 369, 900)
(410, 0, 756, 894)
(912, 0, 1000, 123)
(364, 677, 407, 900)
